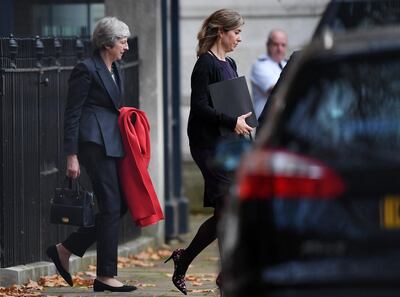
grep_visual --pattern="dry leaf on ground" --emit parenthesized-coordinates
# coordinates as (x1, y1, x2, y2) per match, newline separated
(189, 288, 216, 293)
(84, 271, 97, 278)
(118, 256, 154, 268)
(186, 275, 201, 282)
(191, 281, 203, 286)
(0, 282, 42, 297)
(73, 276, 93, 287)
(137, 283, 156, 287)
(38, 275, 69, 287)
(157, 249, 172, 258)
(25, 280, 43, 291)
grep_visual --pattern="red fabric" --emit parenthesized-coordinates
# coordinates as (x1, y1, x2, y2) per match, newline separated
(118, 107, 164, 227)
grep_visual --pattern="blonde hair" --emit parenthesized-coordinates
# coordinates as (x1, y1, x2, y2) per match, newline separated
(196, 9, 244, 57)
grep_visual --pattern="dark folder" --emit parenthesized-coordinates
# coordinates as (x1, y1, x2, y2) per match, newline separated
(209, 76, 258, 136)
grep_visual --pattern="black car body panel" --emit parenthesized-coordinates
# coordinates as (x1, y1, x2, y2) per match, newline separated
(313, 0, 400, 37)
(221, 27, 400, 297)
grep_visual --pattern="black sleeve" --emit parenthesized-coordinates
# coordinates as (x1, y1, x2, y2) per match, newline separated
(190, 56, 237, 130)
(64, 62, 92, 155)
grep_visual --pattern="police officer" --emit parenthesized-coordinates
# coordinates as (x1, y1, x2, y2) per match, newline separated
(250, 29, 288, 119)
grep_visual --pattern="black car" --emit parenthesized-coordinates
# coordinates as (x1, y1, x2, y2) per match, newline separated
(220, 27, 400, 297)
(313, 0, 400, 37)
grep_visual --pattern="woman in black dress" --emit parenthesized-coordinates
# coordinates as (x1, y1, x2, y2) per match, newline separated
(165, 8, 253, 295)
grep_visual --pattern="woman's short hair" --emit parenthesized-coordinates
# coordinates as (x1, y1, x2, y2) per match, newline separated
(197, 9, 244, 56)
(92, 17, 131, 51)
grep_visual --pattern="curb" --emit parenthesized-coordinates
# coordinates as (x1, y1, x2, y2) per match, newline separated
(0, 236, 155, 287)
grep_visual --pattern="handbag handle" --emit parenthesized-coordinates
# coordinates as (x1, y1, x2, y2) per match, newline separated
(66, 177, 80, 191)
(65, 177, 88, 193)
(64, 177, 94, 204)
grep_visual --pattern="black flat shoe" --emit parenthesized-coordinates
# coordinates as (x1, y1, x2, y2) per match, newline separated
(46, 245, 73, 286)
(93, 279, 137, 292)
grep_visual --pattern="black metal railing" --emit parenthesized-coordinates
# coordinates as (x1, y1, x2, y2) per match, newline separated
(0, 35, 140, 268)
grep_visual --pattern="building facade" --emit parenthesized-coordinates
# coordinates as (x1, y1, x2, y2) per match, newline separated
(0, 0, 330, 276)
(180, 0, 330, 159)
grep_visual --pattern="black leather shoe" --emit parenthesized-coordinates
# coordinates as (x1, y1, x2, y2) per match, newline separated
(93, 279, 137, 292)
(46, 245, 73, 286)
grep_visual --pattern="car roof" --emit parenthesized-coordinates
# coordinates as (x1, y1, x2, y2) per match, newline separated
(309, 25, 400, 59)
(313, 0, 400, 38)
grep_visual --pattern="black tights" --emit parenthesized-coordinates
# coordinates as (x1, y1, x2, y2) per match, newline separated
(178, 200, 224, 275)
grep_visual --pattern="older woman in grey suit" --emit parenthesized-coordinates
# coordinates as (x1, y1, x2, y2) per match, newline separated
(46, 16, 136, 292)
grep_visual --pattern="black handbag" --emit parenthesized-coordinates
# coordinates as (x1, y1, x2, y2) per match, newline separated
(50, 178, 95, 227)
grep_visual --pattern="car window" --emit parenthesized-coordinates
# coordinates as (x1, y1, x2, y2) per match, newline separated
(283, 52, 400, 160)
(314, 0, 400, 36)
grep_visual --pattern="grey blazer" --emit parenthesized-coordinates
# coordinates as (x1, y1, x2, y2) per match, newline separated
(64, 52, 125, 157)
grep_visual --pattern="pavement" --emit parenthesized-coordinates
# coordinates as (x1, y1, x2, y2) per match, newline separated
(40, 214, 221, 297)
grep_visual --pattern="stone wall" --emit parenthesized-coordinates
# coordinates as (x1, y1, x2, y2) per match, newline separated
(180, 0, 330, 159)
(105, 0, 165, 240)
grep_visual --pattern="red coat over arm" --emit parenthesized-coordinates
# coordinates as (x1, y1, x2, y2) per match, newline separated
(118, 107, 164, 227)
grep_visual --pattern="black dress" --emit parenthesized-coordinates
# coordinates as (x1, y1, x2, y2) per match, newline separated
(187, 51, 238, 207)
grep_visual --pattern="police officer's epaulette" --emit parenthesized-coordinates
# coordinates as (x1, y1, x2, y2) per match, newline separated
(258, 57, 267, 61)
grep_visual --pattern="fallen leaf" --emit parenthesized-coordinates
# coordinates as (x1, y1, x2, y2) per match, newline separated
(38, 275, 69, 287)
(191, 281, 203, 286)
(25, 280, 43, 291)
(118, 256, 130, 263)
(137, 283, 156, 287)
(84, 271, 97, 278)
(150, 253, 161, 260)
(186, 275, 200, 282)
(73, 276, 93, 287)
(157, 248, 172, 256)
(189, 288, 215, 293)
(0, 281, 43, 297)
(132, 251, 150, 260)
(117, 256, 155, 268)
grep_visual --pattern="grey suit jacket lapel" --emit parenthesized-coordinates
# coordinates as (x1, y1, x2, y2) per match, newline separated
(93, 54, 121, 109)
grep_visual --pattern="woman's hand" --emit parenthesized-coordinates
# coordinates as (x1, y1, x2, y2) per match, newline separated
(66, 154, 80, 179)
(234, 112, 254, 135)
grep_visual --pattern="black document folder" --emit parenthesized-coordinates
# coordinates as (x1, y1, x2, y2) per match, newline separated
(209, 76, 258, 135)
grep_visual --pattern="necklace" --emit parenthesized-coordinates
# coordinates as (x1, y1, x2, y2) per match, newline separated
(209, 50, 225, 61)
